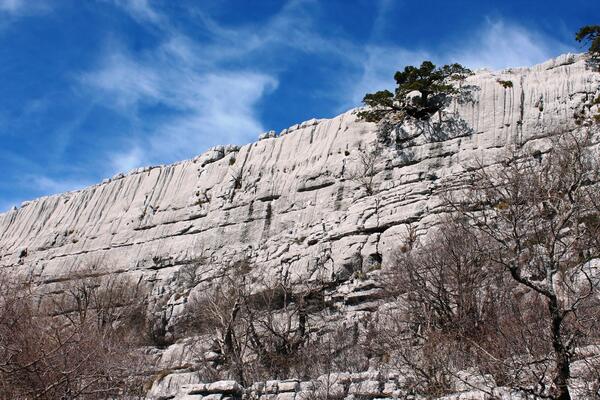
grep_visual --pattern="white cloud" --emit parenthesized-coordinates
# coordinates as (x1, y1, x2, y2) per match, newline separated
(0, 175, 91, 213)
(110, 146, 145, 173)
(28, 175, 90, 195)
(80, 51, 162, 111)
(451, 19, 573, 70)
(82, 2, 575, 178)
(81, 35, 277, 173)
(0, 0, 50, 15)
(340, 18, 574, 112)
(0, 0, 22, 12)
(148, 72, 277, 159)
(343, 45, 430, 110)
(83, 57, 159, 111)
(109, 0, 165, 26)
(80, 1, 326, 174)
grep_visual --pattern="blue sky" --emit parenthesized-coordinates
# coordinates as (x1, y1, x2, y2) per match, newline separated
(0, 0, 598, 212)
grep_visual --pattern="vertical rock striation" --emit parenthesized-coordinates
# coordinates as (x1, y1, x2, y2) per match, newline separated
(0, 54, 599, 396)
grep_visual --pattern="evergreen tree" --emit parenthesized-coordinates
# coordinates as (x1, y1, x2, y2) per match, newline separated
(576, 25, 600, 60)
(358, 61, 472, 123)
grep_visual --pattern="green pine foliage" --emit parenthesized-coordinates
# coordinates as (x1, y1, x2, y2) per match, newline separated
(576, 25, 600, 60)
(358, 61, 472, 123)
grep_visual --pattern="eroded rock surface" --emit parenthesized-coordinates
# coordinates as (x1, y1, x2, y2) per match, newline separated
(1, 54, 599, 398)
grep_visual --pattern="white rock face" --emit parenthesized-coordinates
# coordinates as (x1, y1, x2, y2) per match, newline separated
(0, 54, 599, 397)
(0, 54, 598, 294)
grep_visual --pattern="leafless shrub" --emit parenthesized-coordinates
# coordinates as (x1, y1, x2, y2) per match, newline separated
(0, 270, 148, 399)
(181, 260, 366, 386)
(347, 146, 382, 196)
(378, 132, 600, 399)
(315, 322, 370, 376)
(449, 132, 600, 399)
(388, 221, 494, 337)
(370, 222, 496, 396)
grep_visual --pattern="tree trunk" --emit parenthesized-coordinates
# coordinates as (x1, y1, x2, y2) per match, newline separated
(549, 297, 571, 400)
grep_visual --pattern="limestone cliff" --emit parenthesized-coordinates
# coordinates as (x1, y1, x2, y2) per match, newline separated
(0, 54, 599, 399)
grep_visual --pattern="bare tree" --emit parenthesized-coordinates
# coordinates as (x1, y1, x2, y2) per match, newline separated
(444, 132, 600, 399)
(246, 272, 333, 381)
(374, 222, 498, 397)
(186, 262, 252, 385)
(185, 261, 329, 385)
(347, 146, 382, 196)
(388, 221, 493, 337)
(0, 271, 147, 399)
(378, 132, 600, 399)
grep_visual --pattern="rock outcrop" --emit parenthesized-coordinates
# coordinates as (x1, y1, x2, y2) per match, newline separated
(147, 373, 535, 400)
(0, 53, 599, 398)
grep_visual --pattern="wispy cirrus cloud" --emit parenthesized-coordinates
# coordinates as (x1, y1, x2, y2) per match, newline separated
(0, 0, 22, 12)
(80, 50, 162, 112)
(0, 174, 89, 211)
(82, 1, 574, 178)
(80, 36, 278, 173)
(28, 175, 91, 194)
(79, 0, 338, 174)
(342, 45, 430, 110)
(0, 0, 52, 35)
(109, 145, 144, 173)
(451, 19, 574, 70)
(110, 0, 165, 26)
(0, 0, 51, 16)
(341, 18, 574, 111)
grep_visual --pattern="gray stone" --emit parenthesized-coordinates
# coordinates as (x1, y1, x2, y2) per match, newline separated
(251, 382, 265, 393)
(207, 381, 242, 395)
(276, 392, 296, 400)
(318, 372, 351, 385)
(382, 381, 398, 396)
(203, 351, 220, 361)
(349, 380, 381, 397)
(174, 395, 204, 400)
(278, 380, 300, 392)
(299, 382, 315, 392)
(264, 380, 279, 394)
(202, 394, 223, 400)
(182, 383, 209, 394)
(437, 391, 490, 400)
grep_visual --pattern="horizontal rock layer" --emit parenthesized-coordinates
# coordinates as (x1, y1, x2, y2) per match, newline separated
(1, 54, 597, 284)
(0, 54, 599, 397)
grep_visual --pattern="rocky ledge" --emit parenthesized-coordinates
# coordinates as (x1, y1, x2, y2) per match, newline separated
(0, 54, 599, 399)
